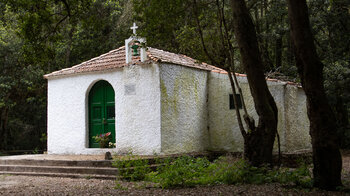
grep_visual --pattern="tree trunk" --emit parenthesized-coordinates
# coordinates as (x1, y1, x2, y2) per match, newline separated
(275, 35, 282, 69)
(65, 26, 74, 67)
(287, 0, 342, 190)
(0, 107, 9, 150)
(230, 0, 278, 166)
(286, 31, 295, 68)
(336, 96, 349, 148)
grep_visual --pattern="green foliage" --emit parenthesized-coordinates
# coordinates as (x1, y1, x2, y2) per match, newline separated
(0, 0, 348, 152)
(307, 0, 350, 148)
(39, 133, 47, 144)
(112, 153, 151, 181)
(133, 0, 349, 141)
(31, 147, 40, 154)
(324, 63, 350, 148)
(92, 132, 111, 148)
(133, 0, 191, 52)
(132, 0, 233, 68)
(114, 182, 128, 190)
(273, 163, 313, 188)
(0, 0, 131, 151)
(198, 157, 312, 188)
(146, 156, 210, 188)
(113, 155, 313, 189)
(198, 158, 270, 185)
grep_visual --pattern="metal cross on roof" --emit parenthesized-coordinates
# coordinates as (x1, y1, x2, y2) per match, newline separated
(130, 22, 138, 35)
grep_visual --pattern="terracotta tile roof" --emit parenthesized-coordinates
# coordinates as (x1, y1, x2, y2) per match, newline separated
(210, 69, 301, 87)
(43, 45, 302, 87)
(147, 47, 213, 71)
(44, 46, 215, 79)
(44, 46, 126, 79)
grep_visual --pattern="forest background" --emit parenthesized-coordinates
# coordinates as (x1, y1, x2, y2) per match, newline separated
(0, 0, 348, 152)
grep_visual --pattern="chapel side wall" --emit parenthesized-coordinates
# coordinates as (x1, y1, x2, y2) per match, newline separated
(207, 72, 309, 152)
(284, 85, 311, 152)
(207, 72, 250, 152)
(159, 63, 209, 154)
(116, 63, 161, 155)
(47, 63, 162, 155)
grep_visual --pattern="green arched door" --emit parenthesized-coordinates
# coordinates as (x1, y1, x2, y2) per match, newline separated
(88, 80, 115, 148)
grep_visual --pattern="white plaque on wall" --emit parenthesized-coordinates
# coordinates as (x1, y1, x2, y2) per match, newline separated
(124, 84, 136, 95)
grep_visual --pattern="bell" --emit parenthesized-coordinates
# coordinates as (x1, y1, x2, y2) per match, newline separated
(131, 44, 139, 56)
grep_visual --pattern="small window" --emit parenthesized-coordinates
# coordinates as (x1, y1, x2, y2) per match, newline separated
(229, 94, 242, 109)
(107, 106, 115, 119)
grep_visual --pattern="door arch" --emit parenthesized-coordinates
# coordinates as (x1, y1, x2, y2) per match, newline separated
(88, 80, 115, 148)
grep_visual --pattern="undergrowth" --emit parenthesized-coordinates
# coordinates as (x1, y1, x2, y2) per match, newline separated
(113, 155, 313, 189)
(112, 153, 151, 181)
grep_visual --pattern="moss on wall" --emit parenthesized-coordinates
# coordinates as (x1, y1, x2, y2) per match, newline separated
(160, 64, 209, 154)
(208, 72, 311, 153)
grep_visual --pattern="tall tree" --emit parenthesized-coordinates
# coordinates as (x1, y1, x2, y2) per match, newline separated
(287, 0, 342, 190)
(0, 0, 131, 151)
(230, 0, 278, 166)
(135, 0, 280, 166)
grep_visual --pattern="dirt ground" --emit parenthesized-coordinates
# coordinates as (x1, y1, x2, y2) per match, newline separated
(1, 154, 350, 196)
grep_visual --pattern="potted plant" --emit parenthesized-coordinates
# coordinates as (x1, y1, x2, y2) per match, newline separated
(93, 132, 111, 148)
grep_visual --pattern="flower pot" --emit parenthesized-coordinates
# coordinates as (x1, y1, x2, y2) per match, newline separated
(99, 141, 109, 148)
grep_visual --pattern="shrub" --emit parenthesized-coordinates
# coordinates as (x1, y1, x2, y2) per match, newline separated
(113, 155, 313, 189)
(272, 161, 312, 188)
(113, 154, 151, 181)
(146, 156, 210, 188)
(199, 157, 271, 185)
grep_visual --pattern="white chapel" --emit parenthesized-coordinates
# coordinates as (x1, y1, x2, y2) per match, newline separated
(44, 23, 311, 155)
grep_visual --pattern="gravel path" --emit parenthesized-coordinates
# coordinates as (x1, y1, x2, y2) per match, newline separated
(0, 175, 347, 196)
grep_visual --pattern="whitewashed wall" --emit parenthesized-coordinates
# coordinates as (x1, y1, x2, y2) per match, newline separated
(207, 73, 247, 152)
(284, 85, 311, 151)
(47, 61, 310, 155)
(47, 63, 161, 155)
(207, 72, 311, 152)
(159, 64, 209, 154)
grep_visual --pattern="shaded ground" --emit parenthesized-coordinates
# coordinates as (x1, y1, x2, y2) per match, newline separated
(1, 152, 350, 196)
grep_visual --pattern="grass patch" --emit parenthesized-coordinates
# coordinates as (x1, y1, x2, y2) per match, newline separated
(146, 156, 210, 188)
(113, 155, 313, 189)
(115, 182, 128, 190)
(112, 154, 152, 181)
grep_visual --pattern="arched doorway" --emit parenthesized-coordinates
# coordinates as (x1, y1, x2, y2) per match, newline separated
(88, 80, 115, 148)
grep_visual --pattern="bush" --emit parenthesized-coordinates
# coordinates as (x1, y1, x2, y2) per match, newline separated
(204, 158, 270, 185)
(146, 156, 210, 188)
(112, 154, 151, 181)
(113, 155, 313, 189)
(272, 161, 313, 188)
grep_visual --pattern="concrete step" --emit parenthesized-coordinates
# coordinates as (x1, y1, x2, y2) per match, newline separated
(0, 165, 119, 176)
(0, 171, 117, 180)
(0, 152, 221, 180)
(0, 159, 113, 167)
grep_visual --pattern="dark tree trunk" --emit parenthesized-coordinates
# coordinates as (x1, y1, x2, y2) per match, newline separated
(336, 96, 349, 148)
(286, 31, 295, 68)
(0, 107, 9, 150)
(230, 0, 278, 166)
(65, 25, 75, 67)
(287, 0, 342, 190)
(275, 35, 282, 69)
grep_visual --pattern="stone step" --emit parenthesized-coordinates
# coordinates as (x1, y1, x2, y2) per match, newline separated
(0, 171, 117, 180)
(0, 159, 113, 168)
(0, 165, 119, 176)
(0, 152, 224, 180)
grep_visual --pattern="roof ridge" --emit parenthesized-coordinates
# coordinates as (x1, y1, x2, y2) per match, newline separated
(147, 47, 213, 71)
(44, 45, 301, 87)
(75, 46, 125, 67)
